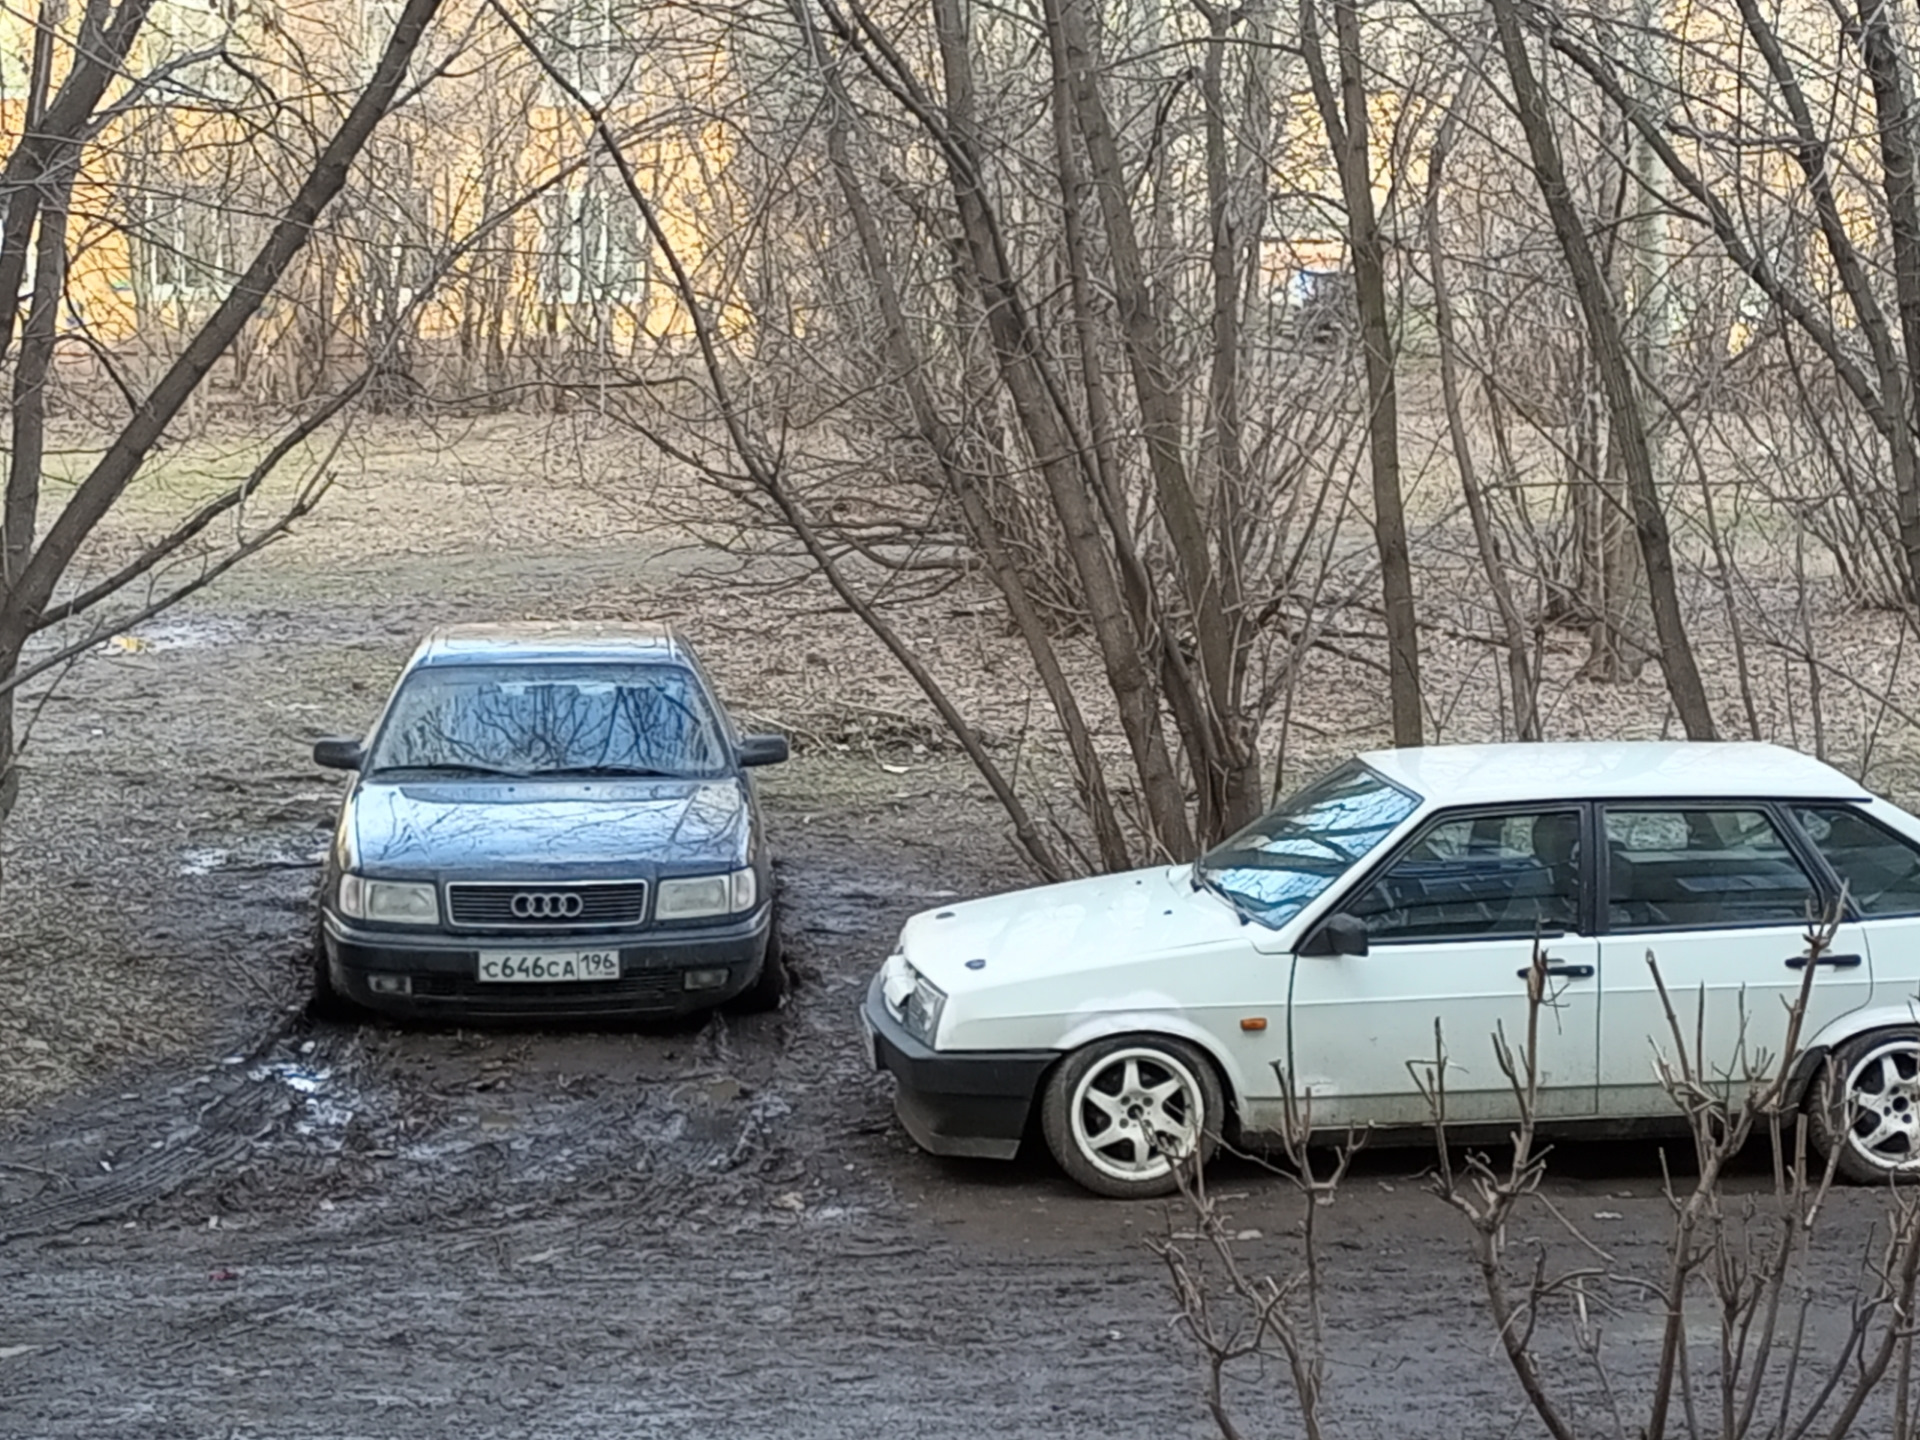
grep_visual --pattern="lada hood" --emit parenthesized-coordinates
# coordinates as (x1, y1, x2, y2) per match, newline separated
(896, 864, 1271, 992)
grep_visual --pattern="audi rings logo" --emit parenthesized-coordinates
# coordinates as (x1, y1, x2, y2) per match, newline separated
(511, 891, 585, 920)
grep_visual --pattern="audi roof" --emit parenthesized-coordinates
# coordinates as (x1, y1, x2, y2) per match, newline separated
(410, 621, 693, 669)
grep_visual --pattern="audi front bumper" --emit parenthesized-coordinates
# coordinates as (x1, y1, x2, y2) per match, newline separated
(320, 907, 773, 1020)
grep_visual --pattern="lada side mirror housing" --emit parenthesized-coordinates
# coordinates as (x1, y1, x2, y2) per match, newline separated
(1298, 912, 1369, 958)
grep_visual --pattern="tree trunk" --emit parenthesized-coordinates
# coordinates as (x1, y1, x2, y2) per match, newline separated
(1054, 0, 1250, 826)
(1301, 0, 1423, 746)
(1549, 4, 1920, 604)
(0, 685, 16, 884)
(1851, 0, 1920, 602)
(809, 9, 1121, 873)
(0, 0, 156, 373)
(1038, 0, 1223, 852)
(1576, 430, 1649, 682)
(507, 0, 1081, 876)
(0, 0, 448, 645)
(0, 0, 451, 891)
(3, 167, 71, 643)
(1426, 72, 1539, 739)
(925, 0, 1197, 857)
(1576, 48, 1660, 683)
(1198, 0, 1266, 830)
(1489, 0, 1718, 739)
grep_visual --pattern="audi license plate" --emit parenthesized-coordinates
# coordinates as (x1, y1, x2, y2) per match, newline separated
(477, 951, 620, 983)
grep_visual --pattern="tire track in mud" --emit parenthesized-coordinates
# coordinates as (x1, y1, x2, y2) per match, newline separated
(0, 900, 877, 1256)
(2, 1205, 1207, 1440)
(0, 1016, 819, 1250)
(0, 1013, 308, 1246)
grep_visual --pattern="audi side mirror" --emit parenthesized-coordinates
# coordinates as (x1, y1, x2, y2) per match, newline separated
(738, 734, 789, 767)
(313, 737, 364, 771)
(1299, 912, 1369, 958)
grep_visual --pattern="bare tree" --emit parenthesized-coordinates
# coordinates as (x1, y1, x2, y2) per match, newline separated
(0, 0, 449, 867)
(428, 0, 1920, 881)
(1487, 0, 1718, 739)
(1422, 59, 1540, 740)
(1299, 0, 1423, 747)
(496, 0, 1397, 868)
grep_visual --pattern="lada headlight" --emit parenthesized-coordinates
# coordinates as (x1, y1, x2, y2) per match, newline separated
(883, 954, 947, 1045)
(902, 973, 947, 1045)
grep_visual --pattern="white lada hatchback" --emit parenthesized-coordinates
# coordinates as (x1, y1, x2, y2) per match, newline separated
(862, 742, 1920, 1197)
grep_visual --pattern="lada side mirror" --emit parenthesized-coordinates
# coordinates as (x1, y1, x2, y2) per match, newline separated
(1299, 912, 1369, 958)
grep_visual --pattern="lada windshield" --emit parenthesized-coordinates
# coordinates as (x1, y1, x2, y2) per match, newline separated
(1195, 760, 1419, 928)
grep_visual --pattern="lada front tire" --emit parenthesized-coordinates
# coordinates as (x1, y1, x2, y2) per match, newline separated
(1041, 1035, 1222, 1199)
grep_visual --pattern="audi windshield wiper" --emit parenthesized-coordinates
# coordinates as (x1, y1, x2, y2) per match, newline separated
(533, 765, 683, 779)
(367, 762, 524, 778)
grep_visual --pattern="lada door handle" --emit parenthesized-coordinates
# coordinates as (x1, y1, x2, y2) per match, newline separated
(1784, 953, 1864, 970)
(1518, 962, 1595, 980)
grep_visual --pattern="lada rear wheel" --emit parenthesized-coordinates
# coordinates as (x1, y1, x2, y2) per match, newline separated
(1812, 1028, 1920, 1184)
(1041, 1036, 1222, 1199)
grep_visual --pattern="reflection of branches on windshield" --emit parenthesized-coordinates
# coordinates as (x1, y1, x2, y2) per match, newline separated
(1197, 765, 1418, 927)
(1208, 849, 1351, 873)
(1210, 809, 1412, 868)
(373, 668, 726, 776)
(1220, 819, 1360, 865)
(609, 683, 710, 769)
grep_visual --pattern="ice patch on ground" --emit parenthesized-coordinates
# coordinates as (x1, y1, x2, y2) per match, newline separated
(178, 847, 229, 876)
(250, 1060, 356, 1140)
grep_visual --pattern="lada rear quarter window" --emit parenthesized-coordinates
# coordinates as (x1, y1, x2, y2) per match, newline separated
(1794, 804, 1920, 916)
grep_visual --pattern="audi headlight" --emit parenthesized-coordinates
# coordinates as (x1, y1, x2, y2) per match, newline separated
(337, 874, 439, 926)
(901, 970, 947, 1046)
(656, 867, 758, 921)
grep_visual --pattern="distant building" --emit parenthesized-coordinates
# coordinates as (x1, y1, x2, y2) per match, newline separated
(0, 0, 736, 395)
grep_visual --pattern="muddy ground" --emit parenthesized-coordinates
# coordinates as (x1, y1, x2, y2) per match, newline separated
(2, 428, 1915, 1438)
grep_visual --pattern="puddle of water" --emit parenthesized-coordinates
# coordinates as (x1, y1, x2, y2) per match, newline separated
(802, 1204, 869, 1227)
(400, 1133, 488, 1164)
(178, 843, 326, 876)
(747, 1093, 793, 1126)
(108, 617, 244, 653)
(250, 1060, 356, 1141)
(179, 847, 229, 876)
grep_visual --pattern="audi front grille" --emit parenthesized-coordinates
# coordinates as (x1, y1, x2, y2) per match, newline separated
(445, 881, 650, 930)
(409, 971, 685, 1005)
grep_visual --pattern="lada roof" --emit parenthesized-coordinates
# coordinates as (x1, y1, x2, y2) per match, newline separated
(1355, 742, 1867, 808)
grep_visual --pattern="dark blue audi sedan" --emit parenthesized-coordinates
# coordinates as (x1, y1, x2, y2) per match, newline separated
(309, 622, 788, 1021)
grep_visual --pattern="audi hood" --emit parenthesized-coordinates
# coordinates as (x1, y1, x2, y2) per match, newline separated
(338, 777, 751, 878)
